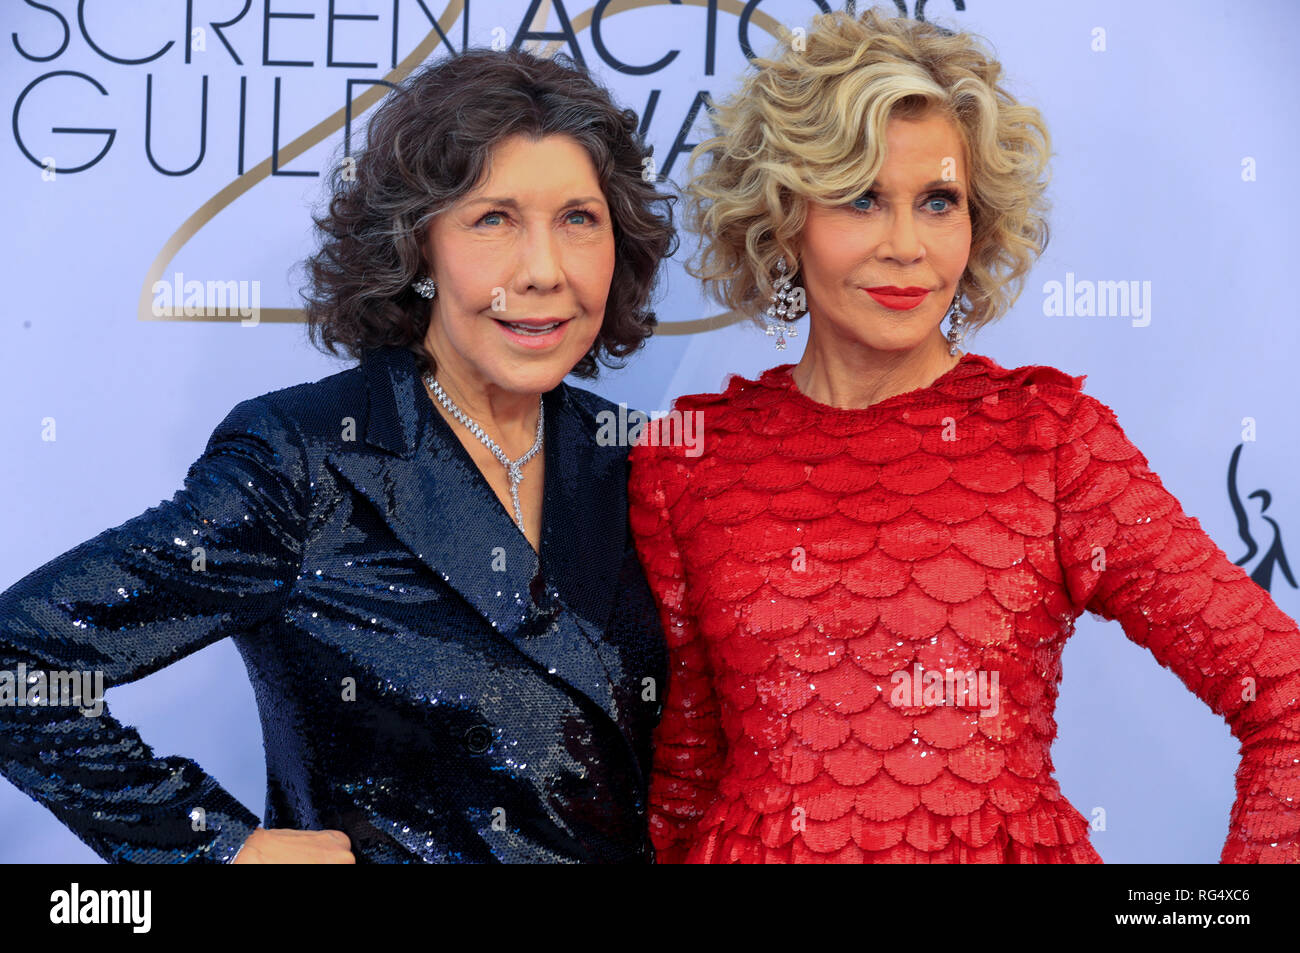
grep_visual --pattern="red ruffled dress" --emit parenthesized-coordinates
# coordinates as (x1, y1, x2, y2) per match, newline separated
(627, 352, 1300, 863)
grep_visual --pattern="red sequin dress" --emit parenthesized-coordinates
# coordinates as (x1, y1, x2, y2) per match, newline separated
(627, 352, 1300, 863)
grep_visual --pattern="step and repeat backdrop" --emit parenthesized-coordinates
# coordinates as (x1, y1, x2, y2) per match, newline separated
(2, 0, 1296, 862)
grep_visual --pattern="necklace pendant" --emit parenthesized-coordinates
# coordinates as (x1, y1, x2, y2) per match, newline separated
(509, 486, 524, 531)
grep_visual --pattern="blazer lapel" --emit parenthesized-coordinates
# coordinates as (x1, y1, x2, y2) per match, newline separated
(539, 378, 625, 633)
(325, 346, 626, 729)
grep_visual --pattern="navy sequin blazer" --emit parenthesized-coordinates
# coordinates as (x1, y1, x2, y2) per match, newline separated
(0, 345, 667, 863)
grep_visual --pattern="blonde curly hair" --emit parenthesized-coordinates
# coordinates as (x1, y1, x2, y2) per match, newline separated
(682, 6, 1053, 334)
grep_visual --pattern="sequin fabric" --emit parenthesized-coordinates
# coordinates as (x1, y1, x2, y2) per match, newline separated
(628, 352, 1300, 863)
(0, 345, 666, 863)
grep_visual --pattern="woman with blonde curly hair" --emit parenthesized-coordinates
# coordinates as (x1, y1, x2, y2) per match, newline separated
(628, 7, 1300, 863)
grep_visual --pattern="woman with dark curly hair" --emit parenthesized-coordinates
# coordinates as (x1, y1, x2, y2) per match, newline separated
(0, 48, 677, 863)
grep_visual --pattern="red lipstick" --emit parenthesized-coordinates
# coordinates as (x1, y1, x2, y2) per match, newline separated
(863, 286, 929, 310)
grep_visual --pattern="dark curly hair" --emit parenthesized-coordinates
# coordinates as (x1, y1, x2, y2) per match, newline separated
(300, 48, 679, 379)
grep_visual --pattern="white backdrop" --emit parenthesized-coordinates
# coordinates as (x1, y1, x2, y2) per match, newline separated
(2, 0, 1297, 862)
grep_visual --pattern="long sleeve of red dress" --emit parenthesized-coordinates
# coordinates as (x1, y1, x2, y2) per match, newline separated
(1056, 392, 1300, 863)
(628, 444, 728, 864)
(628, 353, 1300, 863)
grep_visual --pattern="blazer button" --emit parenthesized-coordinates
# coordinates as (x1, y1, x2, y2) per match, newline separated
(465, 725, 493, 754)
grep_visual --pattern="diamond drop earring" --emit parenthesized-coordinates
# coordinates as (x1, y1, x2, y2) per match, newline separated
(764, 255, 804, 351)
(413, 276, 438, 299)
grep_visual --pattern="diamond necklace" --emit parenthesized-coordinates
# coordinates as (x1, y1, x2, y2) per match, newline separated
(423, 373, 543, 533)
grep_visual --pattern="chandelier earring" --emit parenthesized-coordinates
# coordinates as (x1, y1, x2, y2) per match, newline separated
(764, 255, 804, 351)
(946, 283, 966, 356)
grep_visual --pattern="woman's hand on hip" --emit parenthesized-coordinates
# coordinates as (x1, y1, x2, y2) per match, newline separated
(230, 827, 355, 863)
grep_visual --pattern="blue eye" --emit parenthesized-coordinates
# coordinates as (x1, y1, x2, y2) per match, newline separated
(477, 208, 599, 226)
(928, 189, 962, 211)
(849, 190, 962, 215)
